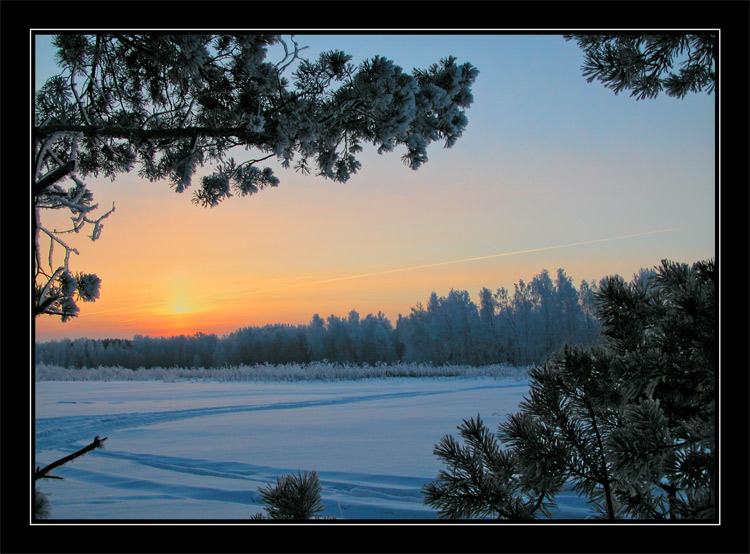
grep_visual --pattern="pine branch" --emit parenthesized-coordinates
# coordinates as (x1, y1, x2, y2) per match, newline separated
(34, 160, 77, 197)
(33, 124, 263, 142)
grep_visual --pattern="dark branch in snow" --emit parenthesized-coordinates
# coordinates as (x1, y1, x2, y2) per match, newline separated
(34, 436, 108, 481)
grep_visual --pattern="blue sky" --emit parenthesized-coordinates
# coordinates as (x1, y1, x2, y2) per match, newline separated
(34, 33, 716, 340)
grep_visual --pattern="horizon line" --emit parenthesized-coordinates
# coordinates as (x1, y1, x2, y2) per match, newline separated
(75, 227, 677, 321)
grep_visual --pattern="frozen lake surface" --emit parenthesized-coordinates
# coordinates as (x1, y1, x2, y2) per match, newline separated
(35, 373, 591, 520)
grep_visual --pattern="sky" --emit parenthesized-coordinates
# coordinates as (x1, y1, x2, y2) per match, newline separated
(33, 32, 717, 342)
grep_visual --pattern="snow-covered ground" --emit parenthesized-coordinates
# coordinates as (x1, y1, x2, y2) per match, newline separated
(34, 368, 592, 520)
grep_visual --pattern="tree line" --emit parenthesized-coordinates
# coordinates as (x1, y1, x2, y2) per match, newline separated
(35, 267, 604, 369)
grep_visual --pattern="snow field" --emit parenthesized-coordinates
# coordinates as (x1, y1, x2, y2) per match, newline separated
(34, 367, 592, 520)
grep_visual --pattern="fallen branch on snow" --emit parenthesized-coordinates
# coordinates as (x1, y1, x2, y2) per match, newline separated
(34, 435, 108, 481)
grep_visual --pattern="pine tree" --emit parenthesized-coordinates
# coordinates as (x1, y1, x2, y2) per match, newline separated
(597, 259, 716, 519)
(423, 259, 716, 520)
(499, 346, 623, 519)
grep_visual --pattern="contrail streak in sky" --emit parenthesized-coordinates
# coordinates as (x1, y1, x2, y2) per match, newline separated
(278, 228, 677, 287)
(220, 228, 676, 299)
(80, 228, 675, 319)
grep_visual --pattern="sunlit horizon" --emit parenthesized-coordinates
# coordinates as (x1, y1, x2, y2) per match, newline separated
(53, 228, 677, 338)
(33, 226, 701, 342)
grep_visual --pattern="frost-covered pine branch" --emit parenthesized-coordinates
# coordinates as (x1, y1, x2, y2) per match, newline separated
(34, 33, 478, 320)
(564, 34, 715, 100)
(34, 132, 110, 320)
(422, 414, 561, 519)
(35, 34, 478, 208)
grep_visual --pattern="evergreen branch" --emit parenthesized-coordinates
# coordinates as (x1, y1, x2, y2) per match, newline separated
(578, 381, 616, 518)
(34, 123, 262, 142)
(34, 160, 77, 197)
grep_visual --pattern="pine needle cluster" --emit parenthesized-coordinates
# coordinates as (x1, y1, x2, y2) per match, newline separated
(564, 34, 715, 100)
(253, 470, 326, 520)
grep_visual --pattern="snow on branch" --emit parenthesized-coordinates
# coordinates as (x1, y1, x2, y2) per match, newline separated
(34, 131, 110, 321)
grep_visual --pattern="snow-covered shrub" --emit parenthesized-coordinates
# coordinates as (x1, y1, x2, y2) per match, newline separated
(34, 362, 530, 383)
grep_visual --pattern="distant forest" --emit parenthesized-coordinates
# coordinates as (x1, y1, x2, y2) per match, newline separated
(35, 268, 619, 369)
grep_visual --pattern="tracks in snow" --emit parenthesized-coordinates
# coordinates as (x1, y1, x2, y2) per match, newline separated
(35, 381, 527, 519)
(56, 450, 433, 518)
(35, 381, 526, 453)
